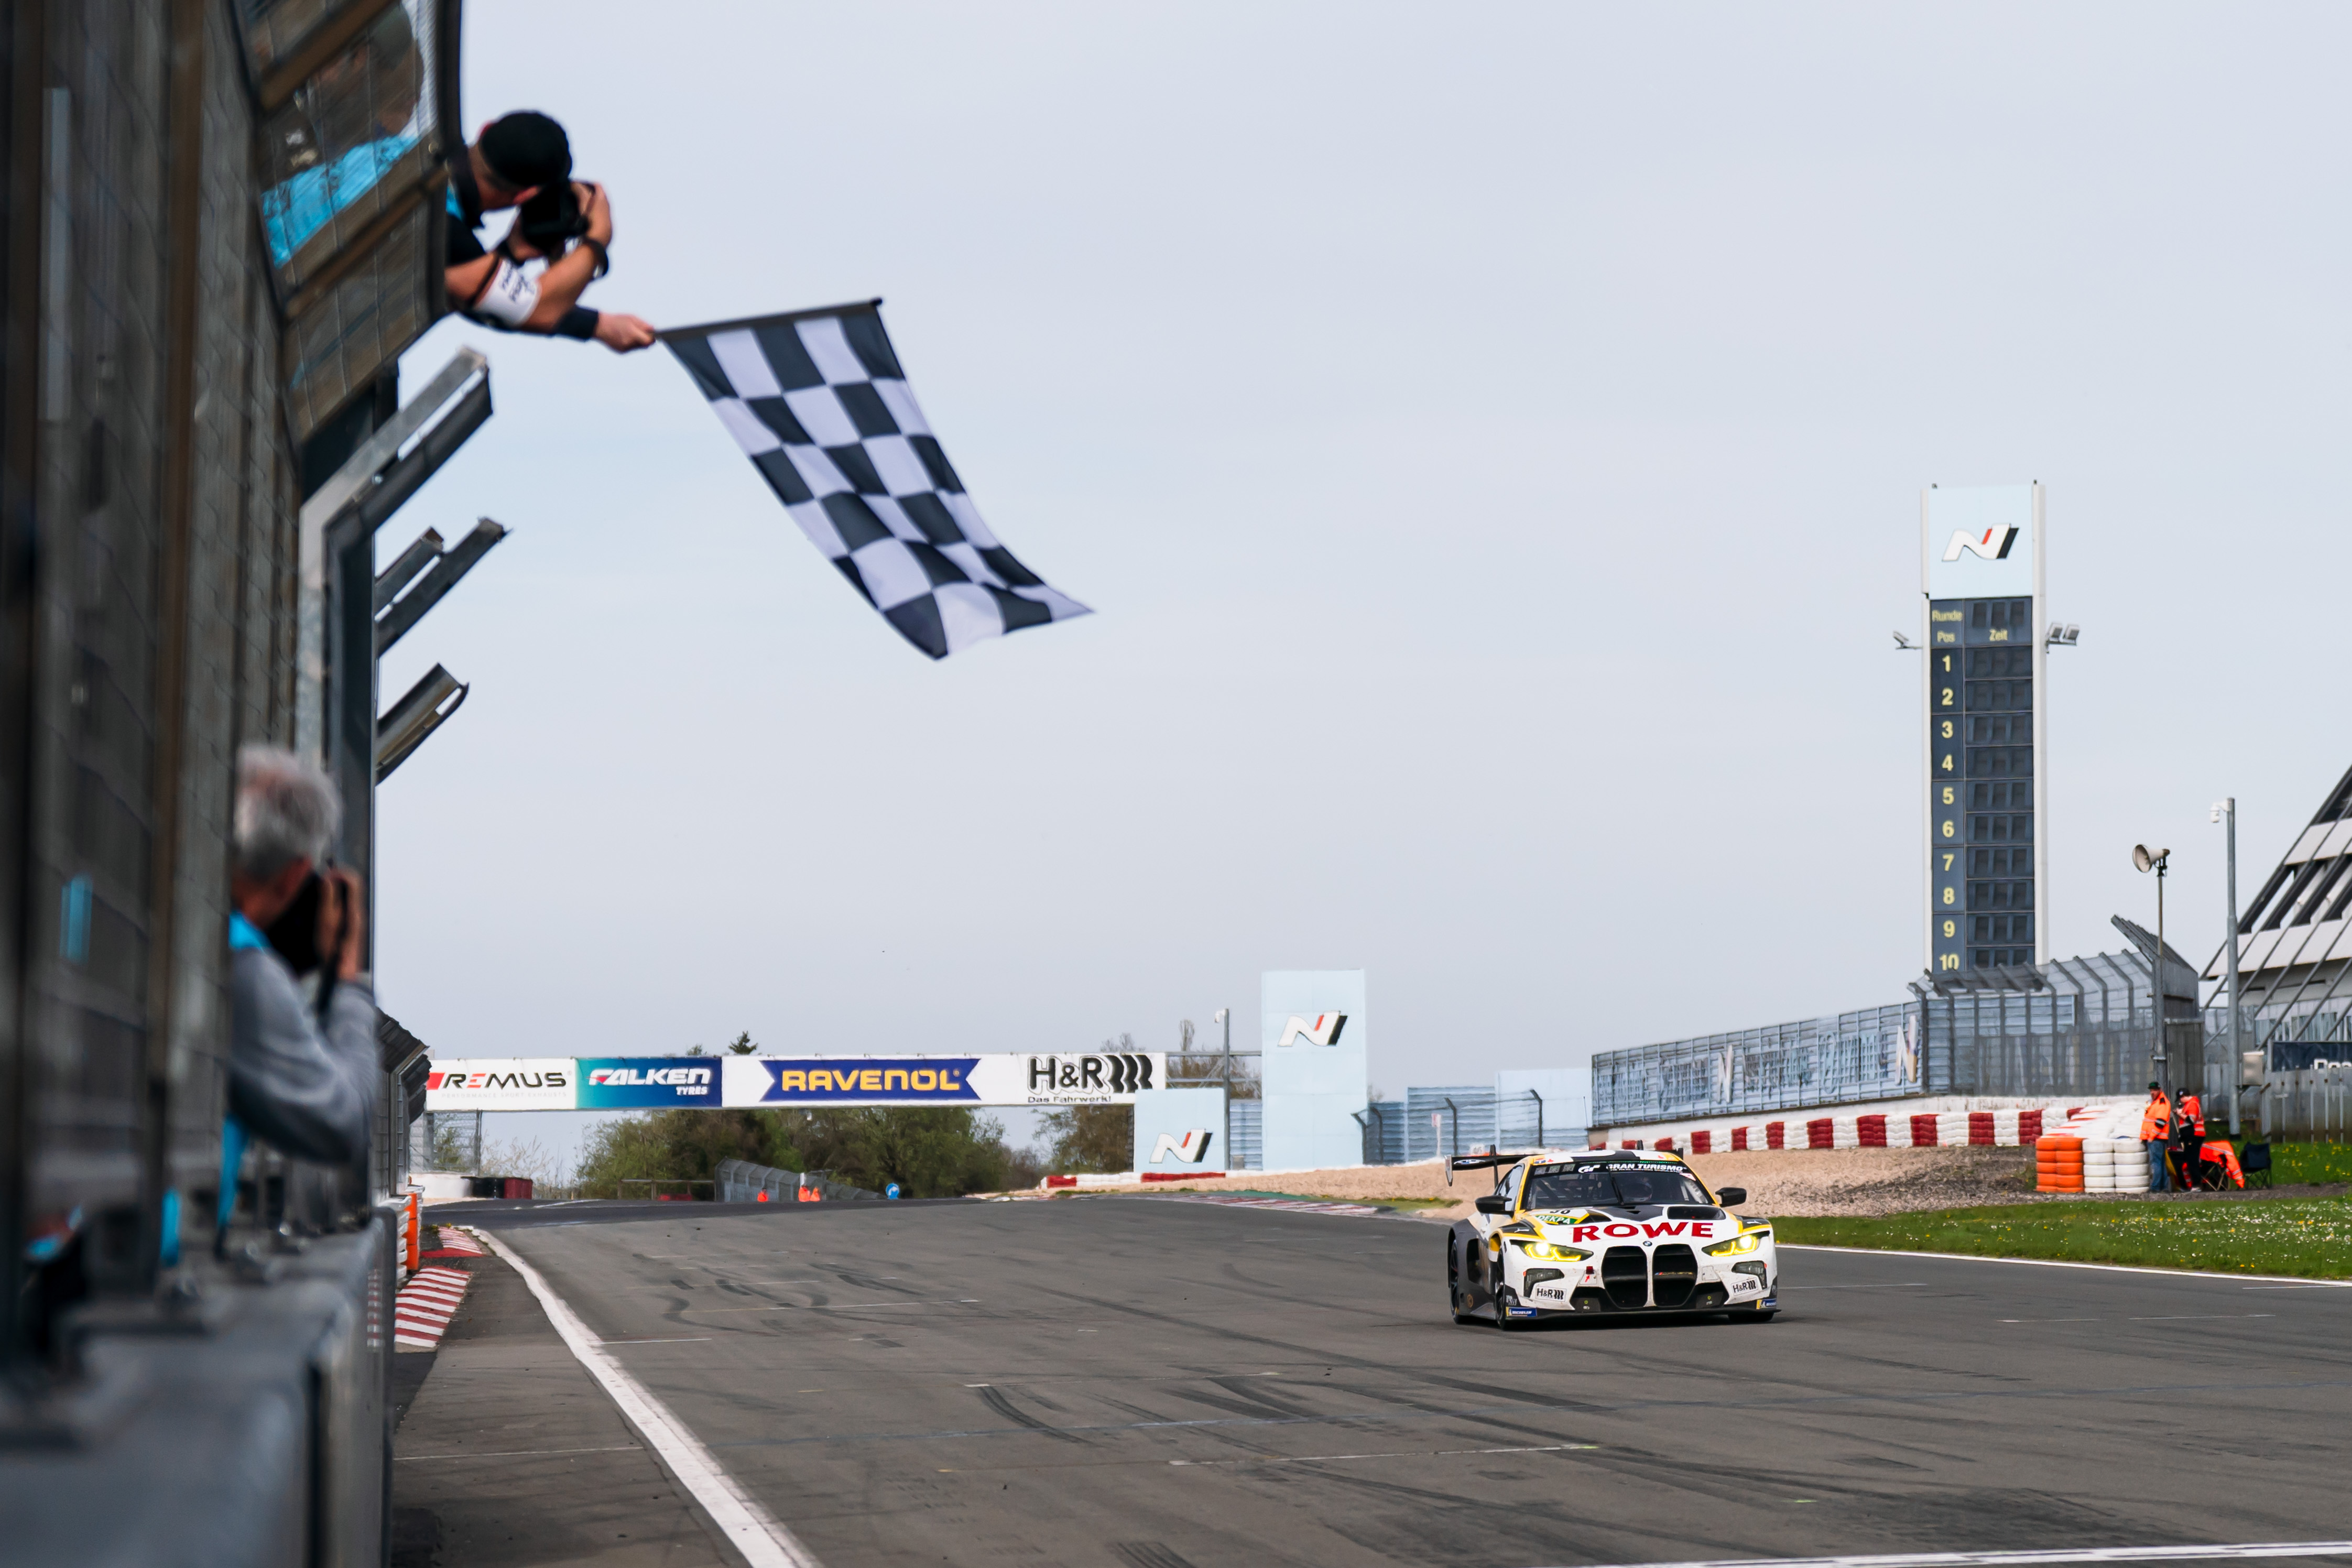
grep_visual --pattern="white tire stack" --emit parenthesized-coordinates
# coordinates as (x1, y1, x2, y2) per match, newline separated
(2082, 1136, 2120, 1191)
(2107, 1137, 2151, 1191)
(2083, 1136, 2148, 1192)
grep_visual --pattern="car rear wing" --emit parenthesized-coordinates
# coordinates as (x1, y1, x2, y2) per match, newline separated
(1447, 1151, 1539, 1189)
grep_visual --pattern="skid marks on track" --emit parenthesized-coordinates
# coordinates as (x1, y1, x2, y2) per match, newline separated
(976, 1386, 1087, 1444)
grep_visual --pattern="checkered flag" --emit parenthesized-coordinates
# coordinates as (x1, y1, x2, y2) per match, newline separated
(662, 301, 1088, 659)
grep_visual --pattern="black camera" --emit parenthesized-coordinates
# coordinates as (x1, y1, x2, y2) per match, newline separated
(264, 869, 327, 975)
(514, 180, 592, 259)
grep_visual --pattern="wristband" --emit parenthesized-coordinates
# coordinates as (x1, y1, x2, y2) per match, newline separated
(554, 307, 600, 341)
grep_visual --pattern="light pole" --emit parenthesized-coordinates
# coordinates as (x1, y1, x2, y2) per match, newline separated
(2212, 799, 2245, 1136)
(2133, 844, 2172, 1097)
(1212, 1007, 1230, 1093)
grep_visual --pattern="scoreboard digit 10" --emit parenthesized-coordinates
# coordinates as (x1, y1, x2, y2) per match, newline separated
(1921, 483, 2045, 977)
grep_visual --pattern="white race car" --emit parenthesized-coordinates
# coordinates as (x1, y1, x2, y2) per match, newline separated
(1445, 1149, 1778, 1326)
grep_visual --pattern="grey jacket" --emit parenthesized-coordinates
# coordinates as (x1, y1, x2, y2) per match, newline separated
(228, 943, 378, 1167)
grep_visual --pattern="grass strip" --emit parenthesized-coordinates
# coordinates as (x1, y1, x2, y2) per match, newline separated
(2266, 1140, 2352, 1185)
(1775, 1197, 2352, 1279)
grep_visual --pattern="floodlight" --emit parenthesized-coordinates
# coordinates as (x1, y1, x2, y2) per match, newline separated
(2064, 624, 2079, 642)
(1891, 630, 1917, 650)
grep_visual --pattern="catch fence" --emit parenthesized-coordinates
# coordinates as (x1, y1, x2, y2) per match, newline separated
(1592, 949, 2186, 1128)
(2248, 1069, 2352, 1141)
(1226, 1101, 1263, 1169)
(1406, 1087, 1497, 1162)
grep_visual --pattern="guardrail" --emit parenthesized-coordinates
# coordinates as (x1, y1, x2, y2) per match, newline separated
(714, 1159, 882, 1202)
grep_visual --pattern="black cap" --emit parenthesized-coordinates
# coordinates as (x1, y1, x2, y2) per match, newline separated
(479, 111, 570, 189)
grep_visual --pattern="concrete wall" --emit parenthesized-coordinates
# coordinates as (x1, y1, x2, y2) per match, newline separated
(1131, 1088, 1229, 1171)
(1261, 970, 1369, 1169)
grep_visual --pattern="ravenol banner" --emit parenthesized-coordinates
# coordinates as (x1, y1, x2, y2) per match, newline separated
(729, 1057, 982, 1105)
(422, 1051, 1168, 1111)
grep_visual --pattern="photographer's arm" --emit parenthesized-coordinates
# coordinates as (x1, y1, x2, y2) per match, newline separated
(518, 185, 655, 350)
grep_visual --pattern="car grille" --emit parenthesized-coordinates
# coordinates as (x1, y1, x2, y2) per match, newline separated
(1651, 1244, 1699, 1308)
(1600, 1246, 1649, 1309)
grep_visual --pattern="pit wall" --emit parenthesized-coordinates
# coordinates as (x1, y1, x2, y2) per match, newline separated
(1593, 1094, 2141, 1153)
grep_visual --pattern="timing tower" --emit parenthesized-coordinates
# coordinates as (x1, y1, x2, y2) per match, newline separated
(1921, 484, 2048, 975)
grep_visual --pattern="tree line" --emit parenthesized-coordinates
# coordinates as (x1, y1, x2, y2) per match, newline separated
(540, 1029, 1228, 1196)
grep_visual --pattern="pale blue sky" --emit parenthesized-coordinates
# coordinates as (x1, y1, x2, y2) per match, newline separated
(383, 4, 2352, 1162)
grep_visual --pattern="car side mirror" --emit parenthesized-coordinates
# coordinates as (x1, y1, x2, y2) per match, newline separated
(1474, 1195, 1510, 1215)
(1714, 1188, 1747, 1207)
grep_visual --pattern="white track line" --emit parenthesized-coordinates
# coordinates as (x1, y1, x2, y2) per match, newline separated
(1781, 1245, 2352, 1287)
(396, 1444, 643, 1462)
(1529, 1543, 2352, 1568)
(1173, 1442, 1600, 1467)
(473, 1228, 822, 1568)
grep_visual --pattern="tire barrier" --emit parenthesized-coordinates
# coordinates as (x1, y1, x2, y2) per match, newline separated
(2083, 1135, 2152, 1192)
(2035, 1134, 2085, 1192)
(1651, 1106, 2068, 1155)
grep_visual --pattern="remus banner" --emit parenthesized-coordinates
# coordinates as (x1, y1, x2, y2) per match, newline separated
(422, 1058, 573, 1112)
(421, 1051, 1169, 1110)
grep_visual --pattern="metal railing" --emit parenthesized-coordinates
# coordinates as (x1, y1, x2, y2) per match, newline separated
(619, 1180, 716, 1202)
(1591, 948, 2187, 1127)
(712, 1159, 882, 1202)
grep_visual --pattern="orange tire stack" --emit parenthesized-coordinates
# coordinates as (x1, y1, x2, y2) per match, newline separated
(2035, 1134, 2084, 1193)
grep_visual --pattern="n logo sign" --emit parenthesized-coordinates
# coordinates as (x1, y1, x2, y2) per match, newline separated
(1151, 1129, 1213, 1164)
(1942, 526, 2019, 563)
(1277, 1013, 1348, 1047)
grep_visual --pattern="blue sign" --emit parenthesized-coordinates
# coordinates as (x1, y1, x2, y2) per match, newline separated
(754, 1058, 981, 1104)
(884, 1183, 901, 1200)
(576, 1057, 720, 1109)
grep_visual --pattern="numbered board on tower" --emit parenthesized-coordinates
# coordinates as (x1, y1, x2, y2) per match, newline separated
(1921, 484, 2045, 977)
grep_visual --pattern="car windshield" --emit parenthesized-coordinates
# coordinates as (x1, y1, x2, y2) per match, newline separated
(1522, 1163, 1714, 1211)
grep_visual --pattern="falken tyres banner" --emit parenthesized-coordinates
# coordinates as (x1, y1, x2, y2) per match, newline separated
(576, 1058, 722, 1109)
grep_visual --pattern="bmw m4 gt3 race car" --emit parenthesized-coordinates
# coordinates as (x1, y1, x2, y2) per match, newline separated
(1445, 1148, 1777, 1327)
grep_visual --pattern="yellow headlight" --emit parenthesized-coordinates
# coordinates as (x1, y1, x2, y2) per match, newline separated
(1514, 1239, 1592, 1262)
(1704, 1228, 1768, 1256)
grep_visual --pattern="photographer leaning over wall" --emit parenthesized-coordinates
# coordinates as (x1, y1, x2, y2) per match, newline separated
(227, 747, 378, 1171)
(445, 110, 656, 352)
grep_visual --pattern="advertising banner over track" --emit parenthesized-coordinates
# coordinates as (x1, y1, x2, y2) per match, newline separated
(421, 1051, 1167, 1111)
(576, 1058, 722, 1109)
(422, 1058, 574, 1112)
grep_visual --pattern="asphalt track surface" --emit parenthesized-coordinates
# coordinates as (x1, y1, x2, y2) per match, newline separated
(457, 1196, 2352, 1568)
